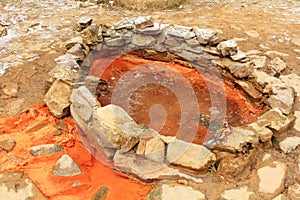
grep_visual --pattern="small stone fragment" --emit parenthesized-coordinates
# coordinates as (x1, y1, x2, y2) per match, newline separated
(166, 139, 216, 171)
(72, 182, 83, 187)
(0, 27, 7, 37)
(134, 16, 154, 29)
(235, 80, 262, 101)
(253, 70, 283, 93)
(114, 17, 135, 30)
(0, 139, 16, 152)
(137, 135, 165, 162)
(52, 154, 82, 177)
(160, 184, 206, 200)
(136, 22, 164, 35)
(268, 57, 287, 76)
(30, 144, 63, 157)
(262, 153, 271, 161)
(1, 82, 18, 97)
(74, 17, 93, 31)
(65, 36, 84, 50)
(279, 136, 300, 153)
(44, 79, 73, 118)
(167, 26, 195, 39)
(48, 65, 79, 83)
(222, 127, 259, 152)
(229, 62, 253, 78)
(194, 28, 218, 45)
(221, 186, 254, 200)
(67, 44, 85, 60)
(230, 50, 247, 61)
(267, 86, 294, 115)
(54, 54, 80, 70)
(248, 122, 273, 142)
(91, 186, 109, 200)
(81, 24, 103, 45)
(245, 30, 260, 38)
(203, 46, 220, 55)
(257, 161, 286, 194)
(159, 135, 176, 144)
(217, 40, 238, 56)
(104, 36, 124, 47)
(256, 108, 293, 132)
(280, 73, 300, 96)
(251, 56, 267, 69)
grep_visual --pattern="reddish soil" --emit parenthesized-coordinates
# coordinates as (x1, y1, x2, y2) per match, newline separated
(0, 105, 153, 200)
(90, 55, 262, 144)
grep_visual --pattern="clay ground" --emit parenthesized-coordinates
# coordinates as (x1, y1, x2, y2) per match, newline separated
(0, 0, 300, 199)
(1, 0, 300, 115)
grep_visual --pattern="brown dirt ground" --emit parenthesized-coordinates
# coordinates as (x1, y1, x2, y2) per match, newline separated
(0, 0, 299, 199)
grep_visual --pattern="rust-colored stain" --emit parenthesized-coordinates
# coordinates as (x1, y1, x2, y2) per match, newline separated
(90, 55, 262, 144)
(0, 105, 153, 200)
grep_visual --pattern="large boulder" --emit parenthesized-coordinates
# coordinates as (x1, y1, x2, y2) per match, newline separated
(94, 104, 144, 152)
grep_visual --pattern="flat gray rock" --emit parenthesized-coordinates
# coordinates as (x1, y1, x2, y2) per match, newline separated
(52, 154, 82, 177)
(30, 144, 63, 157)
(279, 136, 300, 153)
(113, 151, 203, 184)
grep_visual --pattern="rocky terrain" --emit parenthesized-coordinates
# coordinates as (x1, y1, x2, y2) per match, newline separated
(0, 0, 300, 199)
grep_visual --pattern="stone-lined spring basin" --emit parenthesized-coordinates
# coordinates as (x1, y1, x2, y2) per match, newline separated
(88, 52, 262, 145)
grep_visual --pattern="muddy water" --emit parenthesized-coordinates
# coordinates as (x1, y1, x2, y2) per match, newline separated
(90, 55, 261, 144)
